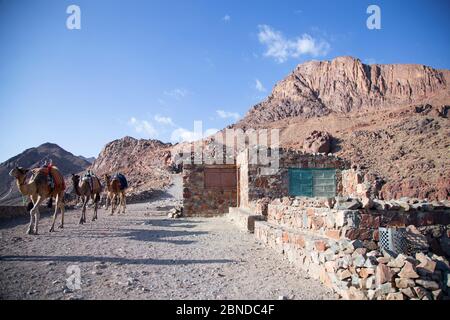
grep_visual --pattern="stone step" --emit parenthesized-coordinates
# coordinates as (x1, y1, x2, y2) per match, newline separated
(228, 207, 265, 233)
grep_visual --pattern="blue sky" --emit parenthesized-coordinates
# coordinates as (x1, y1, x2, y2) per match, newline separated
(1, 0, 449, 162)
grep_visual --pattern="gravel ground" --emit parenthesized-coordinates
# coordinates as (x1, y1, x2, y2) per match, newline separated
(0, 199, 334, 300)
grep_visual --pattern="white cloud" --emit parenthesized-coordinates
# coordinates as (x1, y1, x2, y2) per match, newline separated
(171, 127, 219, 143)
(257, 24, 330, 63)
(222, 15, 231, 22)
(154, 115, 175, 126)
(164, 88, 190, 100)
(216, 109, 241, 121)
(128, 117, 157, 137)
(255, 79, 266, 92)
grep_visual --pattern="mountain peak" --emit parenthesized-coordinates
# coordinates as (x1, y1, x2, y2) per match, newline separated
(37, 142, 62, 149)
(237, 58, 450, 127)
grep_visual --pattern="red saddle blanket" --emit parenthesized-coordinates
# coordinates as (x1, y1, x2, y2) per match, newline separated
(31, 166, 66, 191)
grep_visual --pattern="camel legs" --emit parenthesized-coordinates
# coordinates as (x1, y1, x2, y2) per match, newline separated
(50, 193, 64, 232)
(105, 193, 110, 210)
(27, 195, 38, 234)
(79, 196, 88, 224)
(121, 192, 126, 214)
(92, 194, 98, 221)
(58, 193, 65, 228)
(28, 195, 43, 235)
(110, 194, 117, 215)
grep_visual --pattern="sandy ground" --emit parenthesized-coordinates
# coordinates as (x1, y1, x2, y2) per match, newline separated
(0, 178, 334, 300)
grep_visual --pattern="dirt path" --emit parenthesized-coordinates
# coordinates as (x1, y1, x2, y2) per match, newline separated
(0, 201, 334, 300)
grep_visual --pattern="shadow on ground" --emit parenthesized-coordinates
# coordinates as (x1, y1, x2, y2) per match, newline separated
(0, 255, 234, 266)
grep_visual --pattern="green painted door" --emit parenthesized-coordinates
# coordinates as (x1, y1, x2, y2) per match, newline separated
(289, 168, 336, 198)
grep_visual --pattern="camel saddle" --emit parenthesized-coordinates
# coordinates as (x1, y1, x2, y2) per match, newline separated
(30, 165, 66, 192)
(113, 173, 128, 190)
(82, 173, 101, 193)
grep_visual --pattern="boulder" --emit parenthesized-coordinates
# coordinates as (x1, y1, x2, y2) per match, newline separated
(375, 264, 394, 285)
(386, 292, 404, 300)
(364, 256, 378, 268)
(414, 279, 439, 291)
(387, 254, 406, 268)
(335, 199, 362, 210)
(412, 286, 430, 300)
(398, 261, 419, 279)
(415, 253, 437, 275)
(352, 253, 366, 267)
(361, 197, 374, 209)
(432, 289, 442, 300)
(336, 269, 352, 281)
(395, 278, 415, 289)
(365, 276, 376, 290)
(359, 267, 375, 279)
(401, 287, 416, 299)
(341, 286, 367, 300)
(303, 131, 332, 154)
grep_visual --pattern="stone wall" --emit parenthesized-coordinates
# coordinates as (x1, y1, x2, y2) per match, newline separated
(0, 206, 55, 220)
(267, 197, 450, 256)
(183, 164, 238, 216)
(255, 220, 450, 300)
(237, 148, 350, 211)
(237, 151, 249, 208)
(0, 206, 29, 219)
(342, 169, 366, 198)
(254, 196, 450, 299)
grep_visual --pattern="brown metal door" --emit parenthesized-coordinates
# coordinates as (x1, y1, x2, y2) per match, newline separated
(204, 167, 237, 190)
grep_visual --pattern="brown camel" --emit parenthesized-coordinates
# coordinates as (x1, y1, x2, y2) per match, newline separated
(103, 174, 127, 215)
(9, 166, 65, 234)
(71, 173, 102, 224)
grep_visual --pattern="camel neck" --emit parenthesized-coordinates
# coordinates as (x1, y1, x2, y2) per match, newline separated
(16, 178, 32, 196)
(73, 181, 82, 196)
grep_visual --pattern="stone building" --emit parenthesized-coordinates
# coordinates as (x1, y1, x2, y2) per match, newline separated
(182, 147, 350, 217)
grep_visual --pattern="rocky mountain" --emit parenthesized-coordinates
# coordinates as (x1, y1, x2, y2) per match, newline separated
(89, 136, 174, 198)
(1, 57, 448, 204)
(232, 56, 449, 200)
(0, 143, 91, 205)
(237, 56, 450, 127)
(78, 155, 96, 164)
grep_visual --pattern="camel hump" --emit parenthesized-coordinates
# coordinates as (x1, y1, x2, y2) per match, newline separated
(30, 166, 66, 191)
(92, 176, 102, 192)
(113, 173, 128, 190)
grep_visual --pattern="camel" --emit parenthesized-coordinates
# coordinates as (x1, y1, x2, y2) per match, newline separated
(103, 174, 127, 215)
(9, 166, 65, 234)
(71, 173, 102, 224)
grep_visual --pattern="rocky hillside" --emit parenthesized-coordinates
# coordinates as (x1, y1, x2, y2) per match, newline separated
(237, 56, 450, 126)
(233, 57, 449, 200)
(0, 143, 91, 205)
(89, 136, 174, 198)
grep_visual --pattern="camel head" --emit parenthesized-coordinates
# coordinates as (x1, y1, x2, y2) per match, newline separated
(9, 167, 29, 183)
(71, 174, 80, 185)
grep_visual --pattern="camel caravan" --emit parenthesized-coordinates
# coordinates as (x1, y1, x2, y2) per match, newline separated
(8, 161, 128, 235)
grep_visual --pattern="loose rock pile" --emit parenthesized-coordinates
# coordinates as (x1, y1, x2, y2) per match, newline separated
(167, 206, 183, 219)
(323, 241, 450, 300)
(255, 220, 450, 300)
